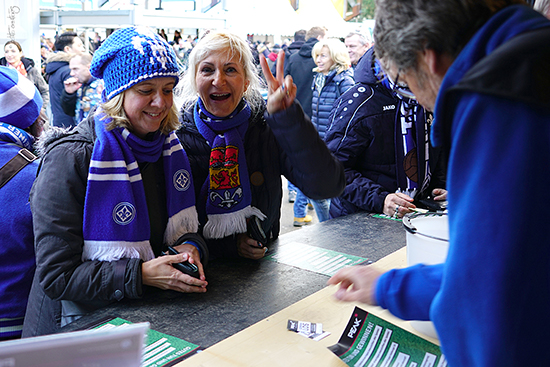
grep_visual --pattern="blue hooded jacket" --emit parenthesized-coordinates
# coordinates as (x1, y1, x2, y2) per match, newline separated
(375, 5, 550, 366)
(0, 139, 37, 339)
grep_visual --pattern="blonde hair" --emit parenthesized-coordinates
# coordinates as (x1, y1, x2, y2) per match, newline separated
(312, 38, 351, 75)
(100, 90, 180, 135)
(177, 30, 265, 114)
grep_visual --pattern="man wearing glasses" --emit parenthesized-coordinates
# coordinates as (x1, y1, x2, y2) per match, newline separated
(325, 47, 447, 220)
(329, 1, 550, 366)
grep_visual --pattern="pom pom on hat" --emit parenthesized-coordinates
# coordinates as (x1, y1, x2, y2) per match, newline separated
(90, 26, 179, 100)
(0, 65, 42, 129)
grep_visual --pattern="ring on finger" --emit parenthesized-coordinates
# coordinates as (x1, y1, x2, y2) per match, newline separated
(393, 205, 400, 218)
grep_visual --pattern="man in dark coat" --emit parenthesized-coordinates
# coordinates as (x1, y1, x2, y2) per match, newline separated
(44, 31, 85, 128)
(60, 53, 104, 124)
(270, 29, 306, 75)
(284, 26, 326, 118)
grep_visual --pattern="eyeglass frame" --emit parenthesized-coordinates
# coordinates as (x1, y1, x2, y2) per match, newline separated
(388, 70, 417, 100)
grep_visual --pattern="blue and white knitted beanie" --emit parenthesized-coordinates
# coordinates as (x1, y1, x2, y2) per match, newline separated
(90, 26, 179, 100)
(0, 65, 42, 129)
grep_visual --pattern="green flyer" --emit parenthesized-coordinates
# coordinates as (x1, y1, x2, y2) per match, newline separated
(93, 317, 200, 367)
(329, 307, 446, 367)
(265, 241, 368, 276)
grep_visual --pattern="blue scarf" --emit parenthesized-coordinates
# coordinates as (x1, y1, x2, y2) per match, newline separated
(82, 113, 198, 262)
(194, 98, 265, 239)
(0, 122, 34, 150)
(375, 61, 431, 198)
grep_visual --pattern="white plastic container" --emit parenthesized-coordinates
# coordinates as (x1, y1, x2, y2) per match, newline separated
(402, 212, 449, 339)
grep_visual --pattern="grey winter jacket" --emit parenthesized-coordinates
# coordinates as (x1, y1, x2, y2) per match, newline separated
(22, 111, 209, 337)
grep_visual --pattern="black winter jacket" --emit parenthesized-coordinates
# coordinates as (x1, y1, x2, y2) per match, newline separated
(325, 49, 446, 217)
(270, 40, 304, 75)
(284, 38, 318, 117)
(177, 101, 345, 258)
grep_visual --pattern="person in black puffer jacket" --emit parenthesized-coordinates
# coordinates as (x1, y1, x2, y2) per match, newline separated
(325, 48, 447, 219)
(283, 27, 329, 203)
(176, 30, 345, 260)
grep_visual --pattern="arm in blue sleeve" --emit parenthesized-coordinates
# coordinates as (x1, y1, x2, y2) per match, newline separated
(375, 263, 444, 321)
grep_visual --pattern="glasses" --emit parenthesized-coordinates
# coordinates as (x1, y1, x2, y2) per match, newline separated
(388, 71, 417, 100)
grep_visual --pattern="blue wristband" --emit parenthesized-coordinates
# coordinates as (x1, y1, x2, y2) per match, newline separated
(181, 240, 203, 259)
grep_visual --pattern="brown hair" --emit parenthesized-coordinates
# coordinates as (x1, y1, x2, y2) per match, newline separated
(4, 40, 23, 53)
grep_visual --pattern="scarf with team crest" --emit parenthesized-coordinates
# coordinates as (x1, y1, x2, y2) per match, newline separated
(375, 60, 431, 199)
(194, 98, 265, 239)
(82, 113, 199, 262)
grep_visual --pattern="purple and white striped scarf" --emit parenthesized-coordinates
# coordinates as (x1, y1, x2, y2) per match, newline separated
(82, 113, 198, 262)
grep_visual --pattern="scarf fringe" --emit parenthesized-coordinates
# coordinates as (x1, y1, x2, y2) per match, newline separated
(164, 205, 200, 246)
(203, 206, 266, 239)
(82, 240, 155, 262)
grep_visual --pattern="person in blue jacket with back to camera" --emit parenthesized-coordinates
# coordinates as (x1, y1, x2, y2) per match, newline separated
(329, 0, 550, 366)
(0, 66, 44, 340)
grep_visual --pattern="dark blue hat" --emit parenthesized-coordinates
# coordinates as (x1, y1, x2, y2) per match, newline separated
(90, 26, 179, 100)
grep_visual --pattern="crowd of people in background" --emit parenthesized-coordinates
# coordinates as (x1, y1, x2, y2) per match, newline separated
(35, 27, 371, 103)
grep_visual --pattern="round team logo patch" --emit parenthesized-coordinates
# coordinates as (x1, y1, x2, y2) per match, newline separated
(113, 202, 136, 225)
(173, 169, 191, 191)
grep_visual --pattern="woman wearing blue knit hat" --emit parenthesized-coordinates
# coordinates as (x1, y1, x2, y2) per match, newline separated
(23, 26, 209, 337)
(0, 66, 45, 340)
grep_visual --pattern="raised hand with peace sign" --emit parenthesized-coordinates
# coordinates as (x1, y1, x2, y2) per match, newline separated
(259, 50, 297, 114)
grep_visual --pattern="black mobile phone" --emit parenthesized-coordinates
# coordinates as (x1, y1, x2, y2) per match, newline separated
(417, 198, 447, 212)
(247, 215, 267, 247)
(166, 245, 200, 279)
